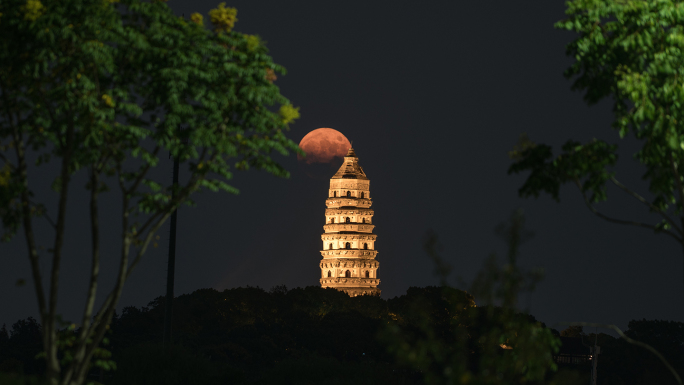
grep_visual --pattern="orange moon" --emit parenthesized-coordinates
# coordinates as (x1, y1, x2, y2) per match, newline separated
(298, 128, 351, 164)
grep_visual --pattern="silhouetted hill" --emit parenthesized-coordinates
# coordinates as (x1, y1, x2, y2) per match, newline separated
(1, 286, 683, 384)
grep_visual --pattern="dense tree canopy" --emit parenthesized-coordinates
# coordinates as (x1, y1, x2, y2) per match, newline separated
(0, 0, 301, 383)
(2, 286, 681, 384)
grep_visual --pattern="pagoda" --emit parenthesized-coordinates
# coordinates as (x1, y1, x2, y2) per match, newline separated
(319, 147, 380, 296)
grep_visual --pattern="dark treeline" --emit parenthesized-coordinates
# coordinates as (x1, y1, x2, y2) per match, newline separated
(1, 286, 683, 384)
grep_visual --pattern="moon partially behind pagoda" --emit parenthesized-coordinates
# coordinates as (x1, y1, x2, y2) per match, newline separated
(298, 128, 351, 165)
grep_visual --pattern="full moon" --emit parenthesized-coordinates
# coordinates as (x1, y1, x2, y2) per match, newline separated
(298, 128, 351, 165)
(297, 128, 351, 180)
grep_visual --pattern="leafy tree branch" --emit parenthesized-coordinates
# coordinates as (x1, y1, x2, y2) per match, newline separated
(508, 0, 684, 303)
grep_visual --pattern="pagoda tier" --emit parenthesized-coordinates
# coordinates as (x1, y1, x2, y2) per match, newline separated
(325, 208, 374, 224)
(321, 233, 377, 241)
(325, 198, 372, 209)
(322, 223, 375, 233)
(320, 250, 379, 259)
(319, 147, 380, 297)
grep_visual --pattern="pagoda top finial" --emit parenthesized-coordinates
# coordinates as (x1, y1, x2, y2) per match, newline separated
(332, 146, 366, 179)
(345, 147, 357, 158)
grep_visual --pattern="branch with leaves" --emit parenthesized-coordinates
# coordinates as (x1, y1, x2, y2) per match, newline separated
(508, 0, 684, 303)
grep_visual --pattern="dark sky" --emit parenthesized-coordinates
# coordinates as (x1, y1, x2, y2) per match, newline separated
(2, 0, 682, 332)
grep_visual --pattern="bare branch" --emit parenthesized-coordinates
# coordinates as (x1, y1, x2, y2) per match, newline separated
(74, 158, 136, 382)
(0, 150, 13, 166)
(46, 115, 77, 382)
(610, 176, 683, 236)
(82, 152, 211, 354)
(125, 207, 174, 280)
(569, 322, 683, 385)
(24, 199, 57, 230)
(40, 210, 57, 230)
(574, 178, 682, 244)
(10, 127, 47, 313)
(63, 167, 102, 385)
(7, 107, 55, 379)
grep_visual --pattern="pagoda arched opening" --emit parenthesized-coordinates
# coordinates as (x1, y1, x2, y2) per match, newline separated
(365, 271, 370, 278)
(360, 192, 364, 198)
(345, 270, 351, 278)
(345, 242, 350, 249)
(328, 271, 332, 277)
(334, 191, 337, 197)
(346, 191, 351, 197)
(346, 217, 350, 223)
(364, 243, 368, 250)
(329, 243, 333, 249)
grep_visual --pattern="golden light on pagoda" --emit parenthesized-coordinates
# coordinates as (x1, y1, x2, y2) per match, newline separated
(318, 146, 381, 297)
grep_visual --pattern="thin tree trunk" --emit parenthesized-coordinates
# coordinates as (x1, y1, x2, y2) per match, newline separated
(72, 153, 206, 384)
(163, 155, 179, 346)
(668, 153, 684, 308)
(10, 125, 57, 383)
(62, 168, 101, 385)
(46, 124, 75, 384)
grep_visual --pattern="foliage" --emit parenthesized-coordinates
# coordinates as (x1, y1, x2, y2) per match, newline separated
(208, 2, 237, 33)
(508, 0, 684, 301)
(0, 0, 301, 384)
(3, 287, 683, 384)
(108, 343, 243, 385)
(106, 286, 423, 384)
(380, 210, 561, 384)
(258, 355, 415, 385)
(0, 373, 44, 385)
(0, 318, 43, 376)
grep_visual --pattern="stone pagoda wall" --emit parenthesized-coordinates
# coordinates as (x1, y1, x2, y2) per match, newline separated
(319, 150, 380, 297)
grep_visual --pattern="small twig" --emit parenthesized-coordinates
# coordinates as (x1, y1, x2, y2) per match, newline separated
(0, 150, 13, 165)
(574, 178, 682, 244)
(125, 146, 160, 195)
(41, 210, 57, 230)
(567, 322, 683, 385)
(610, 176, 683, 236)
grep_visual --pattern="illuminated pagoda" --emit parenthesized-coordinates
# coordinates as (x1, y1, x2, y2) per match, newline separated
(319, 147, 380, 296)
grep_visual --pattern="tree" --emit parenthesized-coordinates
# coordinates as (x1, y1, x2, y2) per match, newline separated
(381, 210, 560, 384)
(508, 1, 684, 301)
(0, 0, 301, 384)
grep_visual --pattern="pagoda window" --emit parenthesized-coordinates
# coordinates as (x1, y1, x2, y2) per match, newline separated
(346, 217, 350, 223)
(333, 191, 337, 197)
(345, 270, 351, 278)
(345, 242, 350, 249)
(362, 218, 366, 223)
(364, 243, 368, 250)
(365, 271, 370, 278)
(346, 191, 351, 197)
(329, 243, 333, 249)
(360, 192, 364, 198)
(328, 271, 332, 277)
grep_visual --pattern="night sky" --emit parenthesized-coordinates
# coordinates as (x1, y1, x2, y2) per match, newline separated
(2, 0, 682, 333)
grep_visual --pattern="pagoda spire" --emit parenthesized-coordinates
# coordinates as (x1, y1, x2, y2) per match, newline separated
(319, 147, 380, 297)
